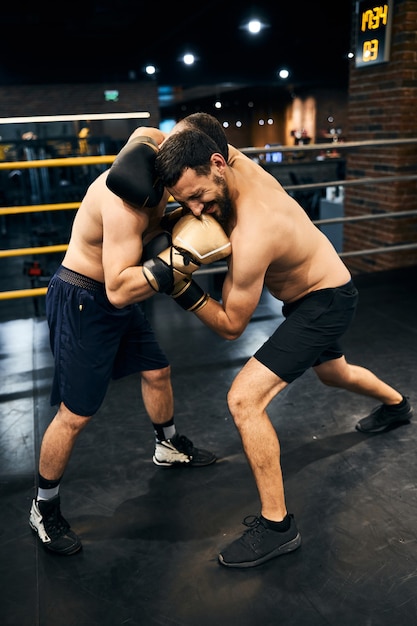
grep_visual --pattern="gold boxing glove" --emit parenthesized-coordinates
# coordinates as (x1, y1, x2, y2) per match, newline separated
(142, 214, 231, 293)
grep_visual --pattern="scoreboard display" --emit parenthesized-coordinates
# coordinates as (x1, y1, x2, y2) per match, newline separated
(355, 0, 393, 67)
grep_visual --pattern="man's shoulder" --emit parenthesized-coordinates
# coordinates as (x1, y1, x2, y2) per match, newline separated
(127, 127, 167, 146)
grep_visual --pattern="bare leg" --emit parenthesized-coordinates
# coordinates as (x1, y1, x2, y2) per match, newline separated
(227, 356, 289, 522)
(40, 366, 173, 480)
(40, 366, 174, 477)
(314, 356, 403, 404)
(39, 403, 92, 481)
(143, 365, 217, 467)
(31, 402, 87, 554)
(140, 365, 174, 425)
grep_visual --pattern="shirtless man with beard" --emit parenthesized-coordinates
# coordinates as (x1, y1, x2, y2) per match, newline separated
(152, 118, 413, 568)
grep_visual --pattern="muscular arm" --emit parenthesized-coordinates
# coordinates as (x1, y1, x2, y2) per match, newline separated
(100, 180, 164, 308)
(103, 126, 170, 307)
(65, 126, 172, 309)
(194, 228, 267, 340)
(192, 195, 351, 337)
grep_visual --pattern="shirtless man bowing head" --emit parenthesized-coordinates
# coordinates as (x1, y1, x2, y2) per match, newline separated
(153, 118, 413, 568)
(29, 123, 233, 556)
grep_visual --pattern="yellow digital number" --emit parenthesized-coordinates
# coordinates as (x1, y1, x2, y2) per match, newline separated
(362, 39, 379, 61)
(361, 5, 388, 31)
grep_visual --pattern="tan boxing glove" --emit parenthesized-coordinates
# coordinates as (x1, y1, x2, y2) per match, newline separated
(142, 214, 231, 293)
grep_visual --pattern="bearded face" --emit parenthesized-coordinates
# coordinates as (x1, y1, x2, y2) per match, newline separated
(170, 167, 234, 231)
(212, 174, 233, 229)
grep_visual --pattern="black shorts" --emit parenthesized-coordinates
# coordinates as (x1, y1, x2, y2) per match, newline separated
(254, 280, 359, 383)
(46, 265, 169, 416)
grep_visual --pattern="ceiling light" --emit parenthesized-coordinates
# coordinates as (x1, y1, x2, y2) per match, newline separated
(248, 20, 261, 34)
(278, 69, 290, 79)
(241, 18, 269, 34)
(182, 54, 195, 66)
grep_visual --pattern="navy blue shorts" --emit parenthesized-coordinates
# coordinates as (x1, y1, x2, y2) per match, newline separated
(254, 280, 359, 383)
(46, 266, 169, 416)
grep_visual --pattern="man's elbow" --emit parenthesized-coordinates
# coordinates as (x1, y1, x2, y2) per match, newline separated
(106, 289, 129, 309)
(222, 327, 244, 341)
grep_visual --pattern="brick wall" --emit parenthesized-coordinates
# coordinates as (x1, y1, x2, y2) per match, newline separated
(344, 0, 417, 274)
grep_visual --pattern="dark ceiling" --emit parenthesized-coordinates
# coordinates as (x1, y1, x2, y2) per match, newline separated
(1, 0, 354, 92)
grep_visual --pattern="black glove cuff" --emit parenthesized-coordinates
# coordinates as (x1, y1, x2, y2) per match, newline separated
(172, 280, 209, 311)
(142, 257, 174, 293)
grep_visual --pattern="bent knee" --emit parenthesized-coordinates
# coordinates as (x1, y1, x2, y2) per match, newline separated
(141, 365, 171, 385)
(56, 403, 92, 432)
(316, 372, 340, 387)
(314, 357, 352, 386)
(227, 385, 251, 421)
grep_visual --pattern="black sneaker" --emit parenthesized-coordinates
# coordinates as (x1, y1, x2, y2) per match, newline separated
(29, 496, 82, 555)
(153, 433, 217, 467)
(356, 396, 413, 433)
(218, 514, 301, 568)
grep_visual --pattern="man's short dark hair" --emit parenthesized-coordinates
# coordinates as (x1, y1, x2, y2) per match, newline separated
(180, 112, 229, 161)
(155, 129, 220, 188)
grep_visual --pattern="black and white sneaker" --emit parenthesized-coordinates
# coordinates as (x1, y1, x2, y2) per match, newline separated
(356, 396, 413, 433)
(218, 514, 301, 568)
(153, 433, 217, 467)
(29, 496, 82, 555)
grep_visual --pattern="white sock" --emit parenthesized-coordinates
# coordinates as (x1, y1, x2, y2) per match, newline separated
(37, 486, 59, 501)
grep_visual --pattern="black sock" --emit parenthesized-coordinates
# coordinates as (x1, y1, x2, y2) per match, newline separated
(153, 417, 176, 442)
(261, 514, 291, 532)
(387, 396, 407, 410)
(38, 474, 61, 490)
(37, 473, 62, 501)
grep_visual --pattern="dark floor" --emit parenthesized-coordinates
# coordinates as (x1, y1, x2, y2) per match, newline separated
(1, 264, 417, 626)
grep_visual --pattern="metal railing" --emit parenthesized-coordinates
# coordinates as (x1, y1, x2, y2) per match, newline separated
(1, 138, 417, 301)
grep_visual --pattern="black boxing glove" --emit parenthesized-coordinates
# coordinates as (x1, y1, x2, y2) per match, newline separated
(142, 231, 172, 262)
(159, 206, 186, 234)
(106, 136, 164, 208)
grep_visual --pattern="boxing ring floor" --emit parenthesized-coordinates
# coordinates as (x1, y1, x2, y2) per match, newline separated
(1, 264, 417, 626)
